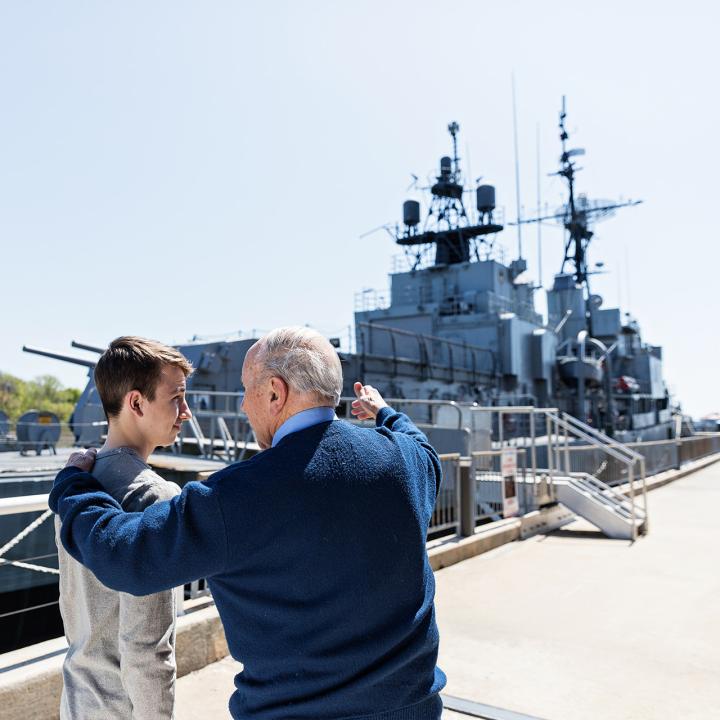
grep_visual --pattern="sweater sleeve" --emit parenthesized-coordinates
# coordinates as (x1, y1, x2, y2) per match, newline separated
(375, 406, 443, 498)
(49, 466, 228, 596)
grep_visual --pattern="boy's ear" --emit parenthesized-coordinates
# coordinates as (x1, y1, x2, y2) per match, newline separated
(126, 390, 144, 418)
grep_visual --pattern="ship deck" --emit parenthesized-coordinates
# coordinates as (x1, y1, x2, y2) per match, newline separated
(172, 459, 720, 720)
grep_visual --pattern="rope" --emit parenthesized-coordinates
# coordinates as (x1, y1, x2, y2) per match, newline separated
(0, 557, 59, 575)
(0, 508, 53, 558)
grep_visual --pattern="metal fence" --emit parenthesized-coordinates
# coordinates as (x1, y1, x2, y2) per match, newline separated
(679, 434, 720, 464)
(471, 448, 532, 523)
(428, 454, 461, 534)
(555, 434, 720, 486)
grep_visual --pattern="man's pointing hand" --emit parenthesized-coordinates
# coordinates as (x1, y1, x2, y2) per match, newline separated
(351, 382, 388, 421)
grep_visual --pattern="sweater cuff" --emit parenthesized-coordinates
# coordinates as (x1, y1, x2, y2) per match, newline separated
(376, 406, 395, 426)
(50, 465, 101, 514)
(56, 465, 85, 484)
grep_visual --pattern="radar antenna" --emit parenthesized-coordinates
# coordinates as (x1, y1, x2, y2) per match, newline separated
(512, 97, 642, 290)
(392, 122, 503, 268)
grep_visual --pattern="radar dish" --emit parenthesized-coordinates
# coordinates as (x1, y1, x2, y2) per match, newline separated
(553, 195, 621, 226)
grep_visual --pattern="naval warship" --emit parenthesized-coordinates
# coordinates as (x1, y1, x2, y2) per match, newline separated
(23, 98, 673, 445)
(342, 100, 671, 442)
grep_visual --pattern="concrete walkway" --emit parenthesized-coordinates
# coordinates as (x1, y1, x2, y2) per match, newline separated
(176, 462, 720, 719)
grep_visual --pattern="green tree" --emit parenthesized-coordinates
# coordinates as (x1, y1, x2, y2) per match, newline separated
(0, 372, 81, 423)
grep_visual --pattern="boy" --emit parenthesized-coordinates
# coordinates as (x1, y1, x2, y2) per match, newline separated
(55, 336, 193, 719)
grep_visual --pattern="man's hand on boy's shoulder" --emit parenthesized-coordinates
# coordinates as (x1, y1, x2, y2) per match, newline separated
(351, 381, 389, 421)
(65, 447, 97, 472)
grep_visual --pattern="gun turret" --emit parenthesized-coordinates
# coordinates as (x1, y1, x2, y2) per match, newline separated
(71, 341, 105, 354)
(22, 346, 97, 369)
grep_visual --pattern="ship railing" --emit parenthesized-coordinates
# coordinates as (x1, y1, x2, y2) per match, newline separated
(354, 322, 497, 381)
(388, 240, 508, 274)
(354, 288, 390, 313)
(0, 495, 208, 622)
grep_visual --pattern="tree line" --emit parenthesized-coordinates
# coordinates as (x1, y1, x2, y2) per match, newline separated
(0, 372, 82, 423)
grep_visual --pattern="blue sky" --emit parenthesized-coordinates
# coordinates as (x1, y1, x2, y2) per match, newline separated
(1, 1, 718, 417)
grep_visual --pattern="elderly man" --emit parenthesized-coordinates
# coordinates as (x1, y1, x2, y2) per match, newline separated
(51, 327, 447, 720)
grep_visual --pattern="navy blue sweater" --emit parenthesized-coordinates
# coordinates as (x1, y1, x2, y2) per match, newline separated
(50, 408, 447, 719)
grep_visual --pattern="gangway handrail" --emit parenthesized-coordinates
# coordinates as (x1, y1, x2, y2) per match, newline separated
(542, 408, 647, 540)
(544, 413, 634, 465)
(556, 410, 648, 533)
(559, 411, 644, 462)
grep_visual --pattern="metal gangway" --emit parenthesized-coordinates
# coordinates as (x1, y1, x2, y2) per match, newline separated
(543, 411, 648, 540)
(465, 405, 648, 540)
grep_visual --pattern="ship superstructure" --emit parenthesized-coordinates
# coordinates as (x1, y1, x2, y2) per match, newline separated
(344, 101, 672, 440)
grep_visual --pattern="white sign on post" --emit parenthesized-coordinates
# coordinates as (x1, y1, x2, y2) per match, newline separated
(501, 448, 519, 518)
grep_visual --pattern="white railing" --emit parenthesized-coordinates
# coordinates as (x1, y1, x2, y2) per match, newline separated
(0, 496, 203, 619)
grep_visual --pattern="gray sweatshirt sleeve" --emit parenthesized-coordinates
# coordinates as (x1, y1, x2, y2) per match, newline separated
(118, 477, 181, 719)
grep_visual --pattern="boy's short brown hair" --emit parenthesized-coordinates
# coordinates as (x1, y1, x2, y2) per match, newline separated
(94, 336, 193, 419)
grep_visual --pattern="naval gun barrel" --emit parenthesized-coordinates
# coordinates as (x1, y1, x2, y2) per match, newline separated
(71, 340, 105, 354)
(22, 345, 97, 369)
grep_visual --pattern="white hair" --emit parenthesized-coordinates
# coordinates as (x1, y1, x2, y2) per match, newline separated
(254, 327, 343, 406)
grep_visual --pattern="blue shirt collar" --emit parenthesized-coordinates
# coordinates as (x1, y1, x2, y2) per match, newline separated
(271, 407, 336, 448)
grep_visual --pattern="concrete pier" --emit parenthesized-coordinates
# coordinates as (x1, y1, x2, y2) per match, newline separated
(173, 461, 720, 719)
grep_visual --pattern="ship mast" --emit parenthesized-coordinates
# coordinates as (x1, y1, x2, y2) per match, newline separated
(393, 122, 504, 268)
(516, 96, 642, 297)
(557, 96, 591, 286)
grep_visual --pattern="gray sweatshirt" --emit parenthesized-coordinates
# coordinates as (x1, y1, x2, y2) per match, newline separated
(55, 447, 181, 720)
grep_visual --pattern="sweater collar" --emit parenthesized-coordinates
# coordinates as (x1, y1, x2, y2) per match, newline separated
(271, 406, 336, 448)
